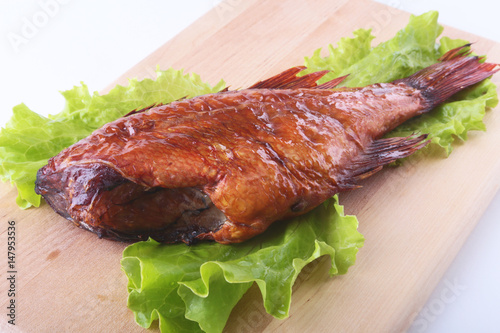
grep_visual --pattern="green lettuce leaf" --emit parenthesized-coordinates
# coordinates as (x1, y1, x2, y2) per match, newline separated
(0, 69, 225, 208)
(122, 196, 363, 333)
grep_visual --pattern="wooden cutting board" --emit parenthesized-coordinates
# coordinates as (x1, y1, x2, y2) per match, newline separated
(1, 0, 499, 332)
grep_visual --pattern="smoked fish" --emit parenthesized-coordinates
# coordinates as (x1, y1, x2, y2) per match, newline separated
(35, 46, 498, 244)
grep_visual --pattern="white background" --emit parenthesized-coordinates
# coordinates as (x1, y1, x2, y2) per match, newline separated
(0, 1, 499, 332)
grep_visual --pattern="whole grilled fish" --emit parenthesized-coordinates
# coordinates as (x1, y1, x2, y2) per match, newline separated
(35, 46, 498, 244)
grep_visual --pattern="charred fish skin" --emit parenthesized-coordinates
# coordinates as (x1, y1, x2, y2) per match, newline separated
(35, 46, 498, 244)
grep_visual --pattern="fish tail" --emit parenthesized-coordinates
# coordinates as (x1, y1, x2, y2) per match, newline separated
(394, 45, 499, 110)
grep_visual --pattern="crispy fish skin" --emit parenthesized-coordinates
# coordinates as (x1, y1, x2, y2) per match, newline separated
(35, 46, 498, 244)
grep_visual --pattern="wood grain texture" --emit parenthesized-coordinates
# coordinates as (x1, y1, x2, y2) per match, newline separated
(1, 0, 499, 332)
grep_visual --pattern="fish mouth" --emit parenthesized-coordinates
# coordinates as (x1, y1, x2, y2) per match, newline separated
(35, 163, 227, 244)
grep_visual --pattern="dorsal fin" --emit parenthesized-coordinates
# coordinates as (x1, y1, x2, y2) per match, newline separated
(248, 66, 307, 89)
(248, 66, 348, 90)
(124, 103, 164, 117)
(316, 74, 349, 89)
(278, 70, 330, 89)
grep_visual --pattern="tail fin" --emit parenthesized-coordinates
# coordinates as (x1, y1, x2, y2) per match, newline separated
(394, 45, 499, 109)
